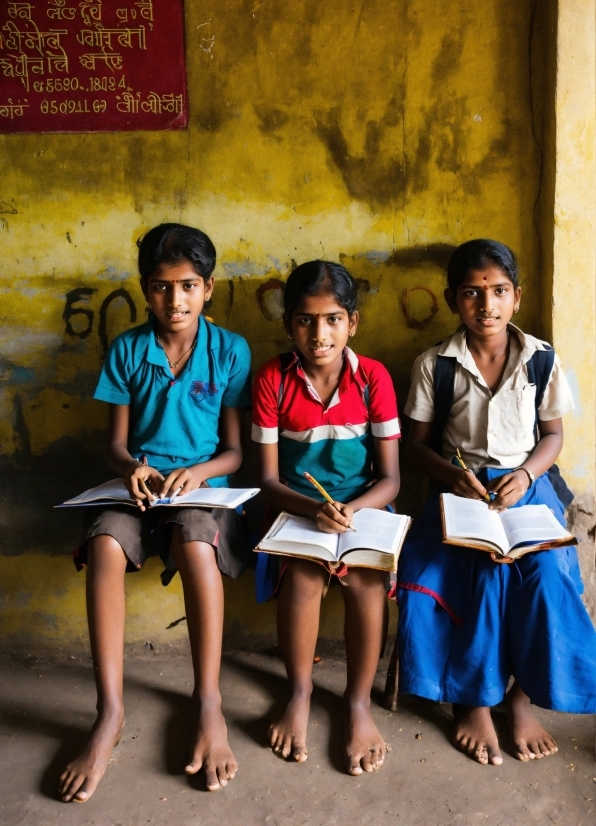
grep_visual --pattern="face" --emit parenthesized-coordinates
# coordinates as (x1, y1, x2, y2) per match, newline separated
(445, 264, 521, 339)
(143, 261, 214, 334)
(284, 292, 358, 369)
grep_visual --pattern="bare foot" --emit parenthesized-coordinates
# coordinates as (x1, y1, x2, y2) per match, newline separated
(506, 683, 558, 761)
(185, 695, 237, 791)
(59, 708, 125, 802)
(268, 690, 310, 763)
(452, 704, 503, 766)
(344, 698, 386, 775)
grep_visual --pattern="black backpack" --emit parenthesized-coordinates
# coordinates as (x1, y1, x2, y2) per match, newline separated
(430, 345, 573, 507)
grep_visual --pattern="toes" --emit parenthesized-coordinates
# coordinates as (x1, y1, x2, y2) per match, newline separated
(75, 774, 101, 803)
(473, 745, 489, 765)
(347, 759, 363, 776)
(291, 741, 308, 763)
(515, 743, 535, 762)
(487, 745, 503, 766)
(61, 773, 84, 802)
(371, 748, 385, 770)
(204, 767, 221, 791)
(184, 758, 203, 775)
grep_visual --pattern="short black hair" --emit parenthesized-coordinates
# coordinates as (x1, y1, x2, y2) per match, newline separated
(137, 223, 216, 283)
(283, 260, 358, 317)
(447, 239, 519, 292)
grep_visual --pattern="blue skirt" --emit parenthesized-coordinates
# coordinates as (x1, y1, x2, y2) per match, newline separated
(397, 468, 596, 713)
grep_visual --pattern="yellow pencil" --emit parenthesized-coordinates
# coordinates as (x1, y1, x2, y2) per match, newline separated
(303, 472, 357, 531)
(455, 449, 491, 503)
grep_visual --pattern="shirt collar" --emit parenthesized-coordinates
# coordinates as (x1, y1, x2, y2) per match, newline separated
(439, 322, 546, 366)
(287, 346, 364, 408)
(145, 314, 216, 368)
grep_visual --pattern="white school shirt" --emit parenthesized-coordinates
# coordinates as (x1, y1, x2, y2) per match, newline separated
(403, 324, 574, 471)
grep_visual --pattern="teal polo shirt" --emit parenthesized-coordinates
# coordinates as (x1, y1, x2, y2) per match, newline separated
(94, 316, 252, 485)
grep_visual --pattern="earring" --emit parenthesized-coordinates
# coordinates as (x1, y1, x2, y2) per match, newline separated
(349, 332, 355, 338)
(287, 333, 293, 340)
(514, 308, 519, 314)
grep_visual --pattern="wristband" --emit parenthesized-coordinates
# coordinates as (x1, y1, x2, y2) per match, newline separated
(513, 466, 535, 489)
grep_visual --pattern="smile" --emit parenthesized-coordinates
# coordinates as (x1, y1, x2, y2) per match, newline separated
(166, 311, 189, 321)
(310, 345, 333, 355)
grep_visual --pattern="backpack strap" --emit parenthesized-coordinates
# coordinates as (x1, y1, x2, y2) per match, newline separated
(431, 353, 456, 454)
(525, 345, 573, 505)
(525, 346, 555, 432)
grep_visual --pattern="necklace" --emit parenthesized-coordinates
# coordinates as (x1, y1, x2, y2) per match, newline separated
(156, 334, 197, 370)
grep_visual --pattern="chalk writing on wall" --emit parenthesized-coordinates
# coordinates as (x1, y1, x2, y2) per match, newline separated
(0, 0, 187, 132)
(64, 286, 137, 355)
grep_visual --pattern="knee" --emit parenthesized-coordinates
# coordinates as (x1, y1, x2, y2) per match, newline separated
(87, 534, 126, 561)
(171, 530, 217, 568)
(281, 559, 326, 600)
(344, 566, 386, 593)
(85, 535, 128, 576)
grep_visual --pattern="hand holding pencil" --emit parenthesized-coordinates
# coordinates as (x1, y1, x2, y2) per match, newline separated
(452, 449, 492, 503)
(303, 472, 357, 532)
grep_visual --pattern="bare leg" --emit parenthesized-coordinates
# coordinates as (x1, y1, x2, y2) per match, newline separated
(270, 559, 327, 763)
(170, 529, 236, 791)
(59, 536, 127, 802)
(452, 705, 503, 765)
(506, 681, 558, 761)
(342, 567, 387, 775)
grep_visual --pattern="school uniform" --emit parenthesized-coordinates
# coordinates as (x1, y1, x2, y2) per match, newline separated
(75, 316, 252, 583)
(251, 347, 400, 602)
(397, 324, 596, 713)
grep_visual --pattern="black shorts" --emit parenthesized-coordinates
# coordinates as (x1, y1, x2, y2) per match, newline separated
(75, 505, 247, 584)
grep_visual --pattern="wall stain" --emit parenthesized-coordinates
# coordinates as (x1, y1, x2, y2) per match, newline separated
(314, 107, 404, 207)
(401, 286, 439, 329)
(254, 104, 290, 137)
(384, 243, 455, 270)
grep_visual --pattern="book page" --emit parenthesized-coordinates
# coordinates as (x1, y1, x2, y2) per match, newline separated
(263, 514, 339, 557)
(61, 479, 132, 505)
(499, 505, 572, 549)
(441, 494, 510, 554)
(337, 509, 409, 556)
(164, 487, 259, 508)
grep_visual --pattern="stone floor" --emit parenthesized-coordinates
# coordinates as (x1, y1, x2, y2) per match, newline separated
(1, 649, 595, 826)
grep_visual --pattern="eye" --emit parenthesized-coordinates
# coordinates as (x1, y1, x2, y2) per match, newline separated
(328, 316, 342, 323)
(183, 282, 197, 290)
(462, 289, 478, 298)
(495, 287, 508, 295)
(297, 316, 311, 325)
(152, 283, 167, 292)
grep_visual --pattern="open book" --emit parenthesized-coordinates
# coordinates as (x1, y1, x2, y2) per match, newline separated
(255, 508, 411, 572)
(440, 493, 576, 560)
(56, 478, 260, 510)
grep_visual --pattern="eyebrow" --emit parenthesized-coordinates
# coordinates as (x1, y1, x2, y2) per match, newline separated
(294, 310, 347, 316)
(458, 281, 511, 289)
(148, 275, 200, 283)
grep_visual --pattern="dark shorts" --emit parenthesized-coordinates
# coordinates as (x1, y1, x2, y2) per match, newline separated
(74, 505, 247, 585)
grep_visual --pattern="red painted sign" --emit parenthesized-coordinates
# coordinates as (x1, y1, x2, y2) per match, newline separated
(0, 1, 187, 132)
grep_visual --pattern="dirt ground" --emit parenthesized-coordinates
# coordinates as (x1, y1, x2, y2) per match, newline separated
(1, 649, 595, 826)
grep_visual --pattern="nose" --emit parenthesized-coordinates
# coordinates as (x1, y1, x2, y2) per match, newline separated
(479, 288, 493, 313)
(169, 284, 184, 307)
(312, 318, 327, 341)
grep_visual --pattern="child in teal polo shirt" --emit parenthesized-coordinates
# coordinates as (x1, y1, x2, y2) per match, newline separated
(60, 224, 251, 803)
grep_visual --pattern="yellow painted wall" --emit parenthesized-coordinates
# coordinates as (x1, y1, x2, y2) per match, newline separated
(0, 0, 555, 649)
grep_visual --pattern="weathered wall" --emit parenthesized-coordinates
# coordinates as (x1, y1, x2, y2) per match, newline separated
(0, 0, 574, 651)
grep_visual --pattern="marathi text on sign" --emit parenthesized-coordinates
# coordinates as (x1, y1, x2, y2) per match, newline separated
(0, 0, 187, 132)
